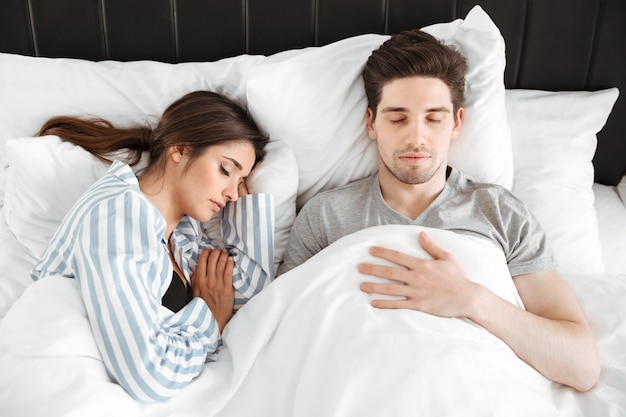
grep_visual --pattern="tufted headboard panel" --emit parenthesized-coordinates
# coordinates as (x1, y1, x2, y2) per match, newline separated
(1, 0, 625, 184)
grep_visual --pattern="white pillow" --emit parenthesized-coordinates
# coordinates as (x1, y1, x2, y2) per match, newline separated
(4, 137, 109, 259)
(0, 52, 267, 207)
(3, 136, 298, 268)
(506, 88, 619, 274)
(246, 5, 513, 209)
(248, 141, 298, 272)
(618, 175, 626, 207)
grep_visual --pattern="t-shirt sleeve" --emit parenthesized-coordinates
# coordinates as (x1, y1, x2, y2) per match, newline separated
(499, 191, 557, 277)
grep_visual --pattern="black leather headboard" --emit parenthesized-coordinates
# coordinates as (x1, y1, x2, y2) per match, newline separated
(1, 0, 625, 185)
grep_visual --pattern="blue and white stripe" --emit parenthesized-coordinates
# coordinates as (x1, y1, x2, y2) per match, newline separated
(31, 160, 275, 402)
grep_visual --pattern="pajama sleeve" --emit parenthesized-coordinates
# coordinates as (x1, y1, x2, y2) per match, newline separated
(219, 193, 275, 309)
(73, 190, 220, 402)
(173, 193, 274, 310)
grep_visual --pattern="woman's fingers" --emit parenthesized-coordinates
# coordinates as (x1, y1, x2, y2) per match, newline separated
(224, 259, 235, 288)
(191, 248, 211, 294)
(206, 249, 232, 288)
(215, 249, 229, 284)
(238, 181, 249, 197)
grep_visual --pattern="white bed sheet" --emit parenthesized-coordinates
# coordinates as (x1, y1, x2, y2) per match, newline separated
(0, 208, 36, 318)
(0, 184, 625, 416)
(594, 182, 626, 274)
(617, 175, 626, 206)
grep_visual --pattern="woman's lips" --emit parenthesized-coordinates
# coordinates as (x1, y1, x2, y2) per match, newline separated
(210, 200, 224, 211)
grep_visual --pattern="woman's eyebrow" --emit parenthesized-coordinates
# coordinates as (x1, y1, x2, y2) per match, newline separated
(224, 156, 242, 170)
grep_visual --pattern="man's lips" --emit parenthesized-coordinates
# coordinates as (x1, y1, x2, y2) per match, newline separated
(398, 153, 430, 164)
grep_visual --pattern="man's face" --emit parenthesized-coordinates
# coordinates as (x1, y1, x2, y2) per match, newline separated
(367, 76, 463, 185)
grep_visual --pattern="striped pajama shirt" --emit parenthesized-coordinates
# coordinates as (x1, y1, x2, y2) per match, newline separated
(31, 160, 274, 401)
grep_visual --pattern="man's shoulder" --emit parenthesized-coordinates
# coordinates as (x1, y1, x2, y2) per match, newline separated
(453, 168, 512, 196)
(451, 168, 528, 214)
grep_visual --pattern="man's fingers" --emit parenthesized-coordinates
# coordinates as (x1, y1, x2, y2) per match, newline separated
(366, 232, 451, 268)
(370, 298, 407, 309)
(419, 231, 449, 260)
(360, 281, 407, 296)
(358, 262, 409, 283)
(367, 244, 432, 271)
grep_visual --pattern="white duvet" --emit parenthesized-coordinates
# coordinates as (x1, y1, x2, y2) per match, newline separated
(0, 225, 625, 417)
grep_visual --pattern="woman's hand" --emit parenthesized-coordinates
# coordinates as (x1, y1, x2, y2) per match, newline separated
(238, 180, 249, 198)
(191, 248, 235, 332)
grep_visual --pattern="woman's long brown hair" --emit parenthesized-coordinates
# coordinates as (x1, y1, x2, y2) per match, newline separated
(37, 91, 269, 175)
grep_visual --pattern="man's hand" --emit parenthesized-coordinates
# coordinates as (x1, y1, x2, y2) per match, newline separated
(358, 230, 600, 391)
(191, 248, 235, 332)
(358, 231, 479, 318)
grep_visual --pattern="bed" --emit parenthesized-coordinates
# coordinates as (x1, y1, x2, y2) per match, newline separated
(1, 1, 625, 416)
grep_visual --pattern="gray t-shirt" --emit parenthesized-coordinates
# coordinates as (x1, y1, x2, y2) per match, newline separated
(278, 168, 556, 277)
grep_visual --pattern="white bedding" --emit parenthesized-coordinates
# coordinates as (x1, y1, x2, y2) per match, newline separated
(593, 182, 626, 273)
(0, 7, 625, 416)
(1, 224, 625, 417)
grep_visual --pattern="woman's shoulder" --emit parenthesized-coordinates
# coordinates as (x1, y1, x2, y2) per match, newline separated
(71, 164, 159, 226)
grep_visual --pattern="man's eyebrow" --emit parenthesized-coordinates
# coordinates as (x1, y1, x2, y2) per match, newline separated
(380, 105, 451, 113)
(381, 106, 409, 113)
(224, 156, 243, 170)
(425, 106, 452, 113)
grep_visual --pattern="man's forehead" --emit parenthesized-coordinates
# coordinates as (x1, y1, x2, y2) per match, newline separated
(380, 105, 451, 114)
(378, 77, 454, 112)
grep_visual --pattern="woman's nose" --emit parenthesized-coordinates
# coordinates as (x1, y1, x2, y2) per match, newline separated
(224, 181, 238, 201)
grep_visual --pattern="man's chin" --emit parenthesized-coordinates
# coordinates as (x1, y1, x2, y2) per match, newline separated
(392, 169, 435, 185)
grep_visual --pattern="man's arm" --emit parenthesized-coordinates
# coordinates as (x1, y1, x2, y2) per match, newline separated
(359, 231, 600, 392)
(476, 268, 600, 392)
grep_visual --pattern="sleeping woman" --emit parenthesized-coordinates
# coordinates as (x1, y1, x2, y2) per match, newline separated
(30, 91, 274, 402)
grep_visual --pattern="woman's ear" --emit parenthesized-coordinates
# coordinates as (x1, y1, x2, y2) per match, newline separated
(168, 145, 186, 162)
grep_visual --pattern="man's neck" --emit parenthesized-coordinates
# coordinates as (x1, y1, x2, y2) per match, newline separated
(378, 166, 448, 220)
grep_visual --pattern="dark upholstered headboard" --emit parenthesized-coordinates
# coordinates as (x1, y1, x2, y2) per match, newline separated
(1, 0, 625, 185)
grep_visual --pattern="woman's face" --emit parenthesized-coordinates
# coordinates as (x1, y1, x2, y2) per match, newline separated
(173, 141, 256, 222)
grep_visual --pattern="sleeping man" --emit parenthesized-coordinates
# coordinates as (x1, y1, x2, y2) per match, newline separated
(277, 29, 600, 392)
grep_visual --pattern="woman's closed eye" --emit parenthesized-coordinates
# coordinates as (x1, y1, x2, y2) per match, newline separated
(220, 165, 230, 176)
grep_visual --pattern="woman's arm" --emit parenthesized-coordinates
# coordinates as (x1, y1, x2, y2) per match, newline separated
(218, 193, 275, 309)
(74, 191, 221, 402)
